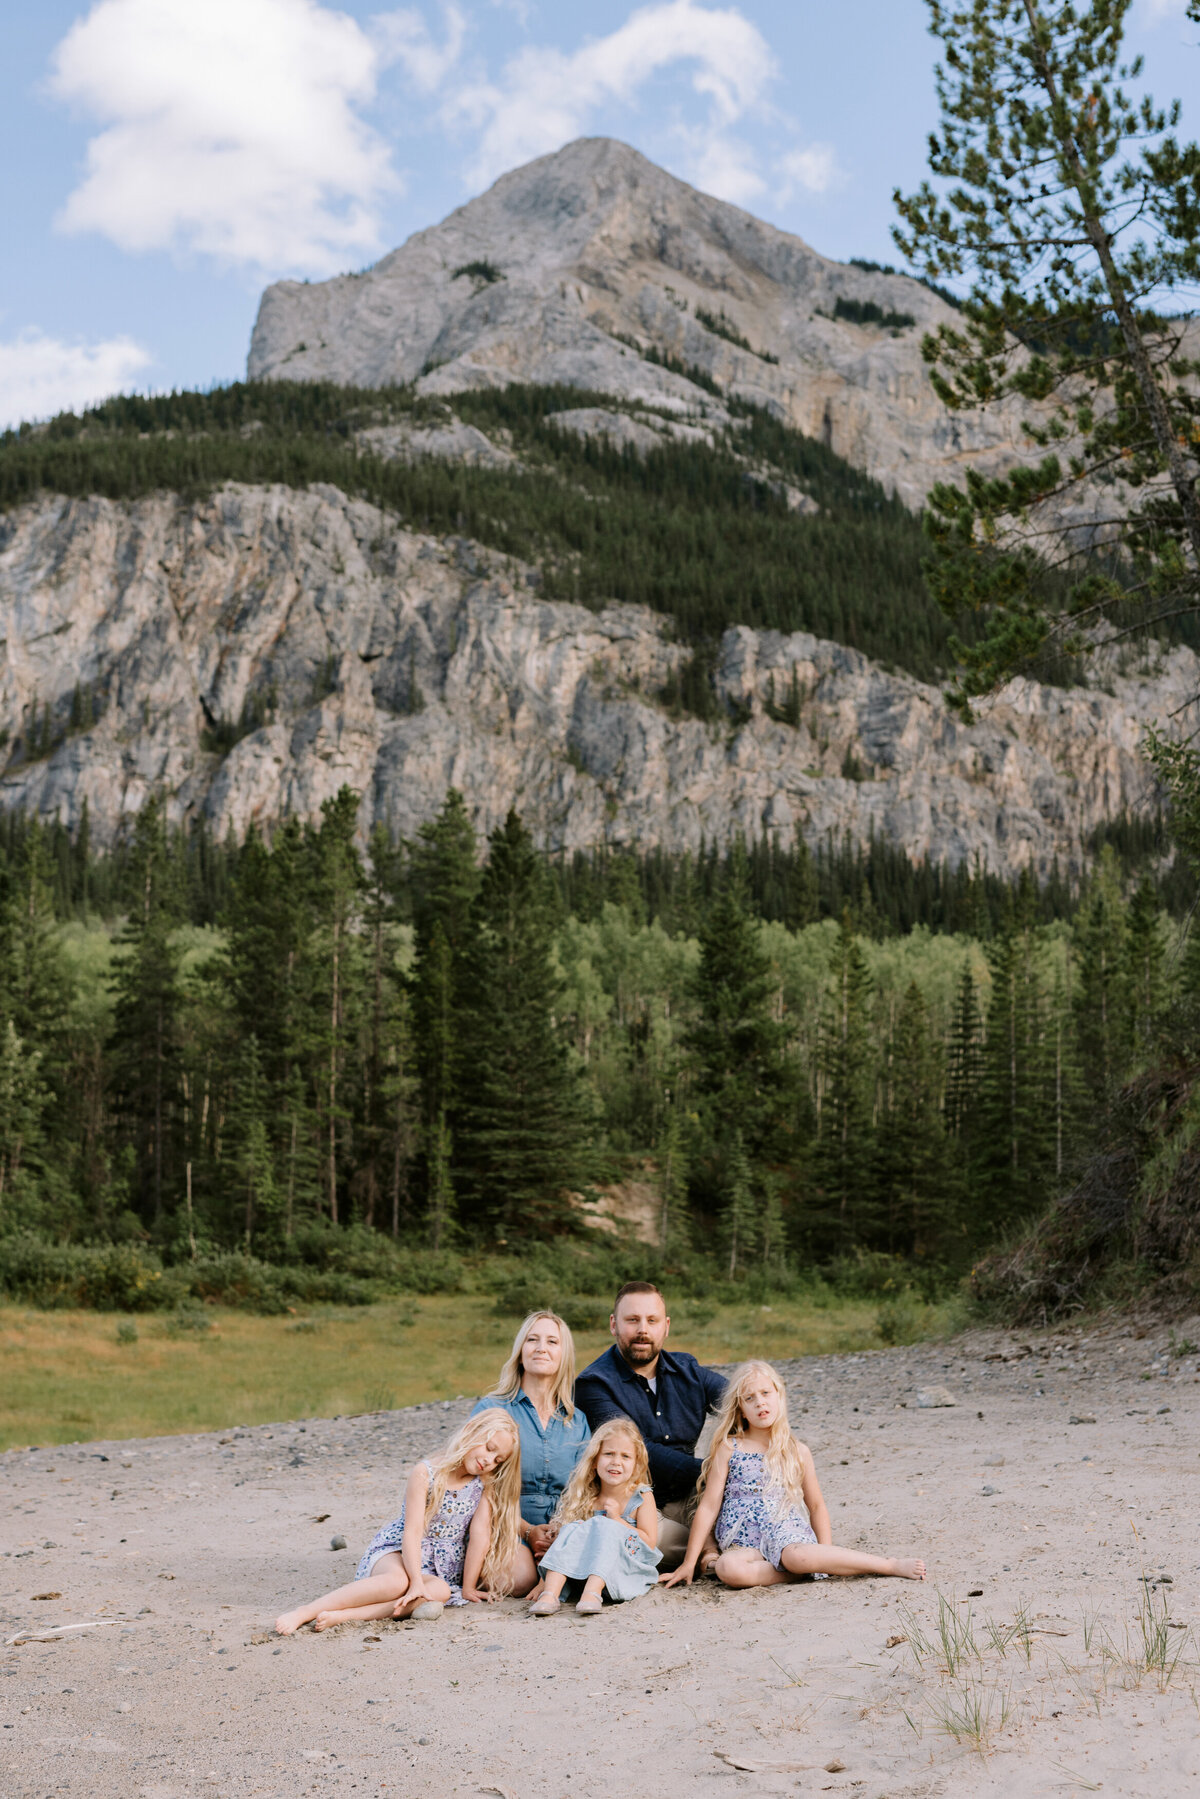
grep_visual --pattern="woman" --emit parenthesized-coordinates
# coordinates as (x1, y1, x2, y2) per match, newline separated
(470, 1310, 590, 1596)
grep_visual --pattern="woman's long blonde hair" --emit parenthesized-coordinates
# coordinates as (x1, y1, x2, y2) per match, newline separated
(698, 1360, 806, 1516)
(482, 1311, 578, 1419)
(423, 1407, 522, 1593)
(553, 1416, 651, 1524)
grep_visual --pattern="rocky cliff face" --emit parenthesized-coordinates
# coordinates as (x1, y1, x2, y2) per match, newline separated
(248, 137, 1037, 511)
(0, 484, 1186, 874)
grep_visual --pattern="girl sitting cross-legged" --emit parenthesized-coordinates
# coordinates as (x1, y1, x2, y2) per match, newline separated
(274, 1408, 521, 1633)
(528, 1417, 661, 1616)
(660, 1361, 925, 1592)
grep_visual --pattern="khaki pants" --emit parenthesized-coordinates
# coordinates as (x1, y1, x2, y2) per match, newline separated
(655, 1502, 691, 1572)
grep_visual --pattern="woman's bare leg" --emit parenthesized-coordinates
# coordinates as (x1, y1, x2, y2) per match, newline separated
(509, 1544, 538, 1597)
(714, 1548, 788, 1589)
(781, 1544, 926, 1580)
(275, 1553, 408, 1635)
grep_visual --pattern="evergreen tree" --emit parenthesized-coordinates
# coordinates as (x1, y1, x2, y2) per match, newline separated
(973, 914, 1054, 1232)
(1125, 876, 1167, 1061)
(1074, 846, 1130, 1099)
(0, 1019, 50, 1230)
(306, 789, 363, 1224)
(228, 1035, 277, 1248)
(877, 981, 956, 1259)
(720, 1130, 757, 1277)
(945, 960, 985, 1150)
(655, 1100, 691, 1255)
(687, 880, 788, 1159)
(811, 910, 876, 1250)
(410, 790, 479, 1214)
(108, 797, 184, 1231)
(457, 810, 589, 1235)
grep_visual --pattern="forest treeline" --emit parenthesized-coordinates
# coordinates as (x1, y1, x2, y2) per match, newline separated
(0, 789, 1189, 1303)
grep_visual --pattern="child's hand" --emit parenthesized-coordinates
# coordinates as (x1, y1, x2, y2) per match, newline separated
(528, 1524, 556, 1558)
(599, 1497, 621, 1519)
(658, 1562, 696, 1588)
(462, 1586, 500, 1604)
(396, 1582, 425, 1615)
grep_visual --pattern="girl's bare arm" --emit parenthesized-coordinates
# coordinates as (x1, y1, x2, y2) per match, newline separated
(400, 1464, 431, 1595)
(462, 1492, 495, 1601)
(633, 1491, 658, 1549)
(659, 1439, 732, 1586)
(798, 1443, 832, 1546)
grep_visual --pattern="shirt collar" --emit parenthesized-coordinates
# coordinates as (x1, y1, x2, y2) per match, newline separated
(610, 1345, 676, 1384)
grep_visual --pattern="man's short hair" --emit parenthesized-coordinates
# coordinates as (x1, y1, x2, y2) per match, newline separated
(612, 1280, 665, 1314)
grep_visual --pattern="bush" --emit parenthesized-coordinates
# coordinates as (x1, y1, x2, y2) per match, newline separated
(0, 1235, 167, 1310)
(0, 1233, 381, 1314)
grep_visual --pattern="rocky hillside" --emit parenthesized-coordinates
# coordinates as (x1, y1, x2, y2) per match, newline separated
(0, 482, 1188, 874)
(249, 137, 1033, 510)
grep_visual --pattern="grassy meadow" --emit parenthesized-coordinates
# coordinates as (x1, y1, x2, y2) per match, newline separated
(0, 1290, 961, 1451)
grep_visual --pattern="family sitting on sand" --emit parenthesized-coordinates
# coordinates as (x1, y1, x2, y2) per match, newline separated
(274, 1282, 925, 1633)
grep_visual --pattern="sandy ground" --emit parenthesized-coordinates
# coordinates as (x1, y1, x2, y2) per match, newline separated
(2, 1318, 1199, 1799)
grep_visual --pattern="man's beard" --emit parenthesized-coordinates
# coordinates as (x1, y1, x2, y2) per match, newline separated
(623, 1338, 657, 1364)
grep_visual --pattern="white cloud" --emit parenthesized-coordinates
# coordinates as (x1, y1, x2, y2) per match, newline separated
(48, 0, 399, 273)
(0, 330, 153, 431)
(451, 0, 776, 194)
(672, 125, 765, 205)
(777, 142, 840, 200)
(373, 3, 466, 94)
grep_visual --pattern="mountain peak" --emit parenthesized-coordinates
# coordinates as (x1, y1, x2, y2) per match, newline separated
(247, 138, 1019, 506)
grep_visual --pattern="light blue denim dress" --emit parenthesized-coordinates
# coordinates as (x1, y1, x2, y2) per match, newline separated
(538, 1486, 661, 1602)
(470, 1391, 590, 1526)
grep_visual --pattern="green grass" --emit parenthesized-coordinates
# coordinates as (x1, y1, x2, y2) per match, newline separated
(0, 1290, 956, 1450)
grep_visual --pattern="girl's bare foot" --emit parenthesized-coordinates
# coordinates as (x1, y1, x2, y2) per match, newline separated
(312, 1610, 338, 1632)
(274, 1609, 311, 1636)
(894, 1559, 926, 1580)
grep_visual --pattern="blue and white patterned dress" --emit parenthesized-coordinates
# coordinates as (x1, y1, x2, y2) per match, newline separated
(539, 1485, 661, 1602)
(715, 1442, 825, 1573)
(355, 1462, 482, 1604)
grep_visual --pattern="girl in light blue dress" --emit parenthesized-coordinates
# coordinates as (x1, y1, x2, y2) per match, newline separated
(529, 1417, 661, 1615)
(661, 1361, 926, 1592)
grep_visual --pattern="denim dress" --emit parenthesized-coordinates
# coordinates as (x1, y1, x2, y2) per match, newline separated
(470, 1391, 590, 1526)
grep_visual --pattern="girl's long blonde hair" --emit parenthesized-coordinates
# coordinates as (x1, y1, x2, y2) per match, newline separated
(482, 1311, 578, 1420)
(699, 1360, 806, 1516)
(553, 1416, 651, 1524)
(423, 1407, 522, 1593)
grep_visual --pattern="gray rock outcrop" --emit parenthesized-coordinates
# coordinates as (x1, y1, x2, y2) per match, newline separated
(248, 137, 1038, 510)
(0, 483, 1187, 874)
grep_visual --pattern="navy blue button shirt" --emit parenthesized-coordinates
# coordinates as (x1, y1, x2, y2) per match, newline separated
(469, 1390, 590, 1526)
(574, 1345, 726, 1506)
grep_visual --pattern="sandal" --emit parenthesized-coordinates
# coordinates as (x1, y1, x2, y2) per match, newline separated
(574, 1595, 603, 1616)
(528, 1594, 561, 1616)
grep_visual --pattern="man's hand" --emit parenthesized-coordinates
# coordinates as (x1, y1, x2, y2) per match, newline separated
(658, 1562, 696, 1588)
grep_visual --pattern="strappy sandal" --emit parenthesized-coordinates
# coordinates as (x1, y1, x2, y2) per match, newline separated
(528, 1594, 561, 1616)
(574, 1595, 603, 1616)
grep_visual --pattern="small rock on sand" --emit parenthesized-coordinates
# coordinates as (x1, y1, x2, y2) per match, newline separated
(916, 1387, 956, 1408)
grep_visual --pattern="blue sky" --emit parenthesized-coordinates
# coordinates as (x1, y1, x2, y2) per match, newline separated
(3, 0, 1200, 426)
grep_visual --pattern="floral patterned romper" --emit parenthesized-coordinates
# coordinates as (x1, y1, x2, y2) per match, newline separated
(715, 1443, 826, 1575)
(355, 1462, 482, 1604)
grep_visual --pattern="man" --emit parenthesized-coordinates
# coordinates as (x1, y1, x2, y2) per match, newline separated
(574, 1281, 725, 1568)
